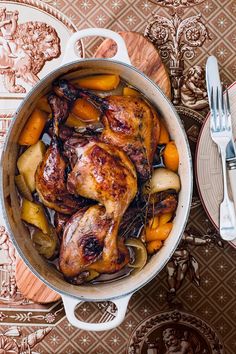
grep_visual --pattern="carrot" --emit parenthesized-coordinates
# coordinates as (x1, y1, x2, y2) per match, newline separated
(73, 74, 120, 91)
(65, 113, 87, 128)
(159, 212, 173, 225)
(145, 223, 173, 242)
(123, 87, 140, 96)
(18, 109, 48, 146)
(36, 96, 51, 113)
(148, 216, 159, 229)
(72, 98, 100, 122)
(163, 141, 179, 172)
(159, 120, 170, 144)
(146, 240, 162, 254)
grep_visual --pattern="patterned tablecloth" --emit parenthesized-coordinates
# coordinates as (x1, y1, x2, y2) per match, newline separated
(0, 0, 236, 353)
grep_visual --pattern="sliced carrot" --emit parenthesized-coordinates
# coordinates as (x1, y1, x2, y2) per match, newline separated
(163, 141, 179, 172)
(18, 109, 48, 146)
(74, 74, 120, 91)
(159, 120, 170, 144)
(36, 96, 51, 113)
(71, 98, 100, 122)
(123, 87, 140, 96)
(65, 113, 87, 128)
(145, 223, 173, 242)
(146, 240, 162, 254)
(148, 216, 159, 229)
(159, 212, 173, 225)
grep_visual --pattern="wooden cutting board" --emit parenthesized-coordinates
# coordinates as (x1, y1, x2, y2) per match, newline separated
(16, 256, 60, 303)
(15, 31, 171, 304)
(94, 31, 171, 99)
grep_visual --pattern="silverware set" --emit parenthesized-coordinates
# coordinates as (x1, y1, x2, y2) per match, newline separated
(206, 56, 236, 241)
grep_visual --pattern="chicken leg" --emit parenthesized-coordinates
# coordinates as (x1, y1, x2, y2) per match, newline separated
(35, 94, 86, 214)
(59, 136, 137, 280)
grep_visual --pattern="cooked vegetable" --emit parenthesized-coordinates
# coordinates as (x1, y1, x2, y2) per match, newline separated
(142, 168, 181, 195)
(32, 226, 58, 259)
(36, 96, 51, 113)
(123, 87, 140, 96)
(163, 141, 179, 172)
(145, 223, 173, 242)
(159, 120, 170, 144)
(71, 98, 100, 122)
(74, 74, 120, 91)
(15, 174, 33, 201)
(65, 113, 87, 128)
(126, 238, 147, 270)
(159, 212, 173, 225)
(21, 199, 50, 235)
(146, 240, 162, 254)
(17, 141, 46, 192)
(149, 216, 159, 229)
(18, 109, 48, 145)
(85, 270, 100, 282)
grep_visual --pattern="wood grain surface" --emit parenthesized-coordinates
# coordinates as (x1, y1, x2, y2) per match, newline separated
(16, 256, 61, 303)
(94, 31, 171, 99)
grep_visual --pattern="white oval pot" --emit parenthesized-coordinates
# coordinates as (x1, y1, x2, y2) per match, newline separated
(0, 28, 192, 331)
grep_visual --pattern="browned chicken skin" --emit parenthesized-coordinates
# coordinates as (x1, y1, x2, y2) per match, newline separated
(53, 80, 160, 180)
(59, 136, 137, 279)
(42, 79, 166, 283)
(101, 96, 160, 180)
(35, 94, 86, 214)
(60, 205, 129, 279)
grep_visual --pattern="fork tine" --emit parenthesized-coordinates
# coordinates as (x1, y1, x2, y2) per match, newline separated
(220, 87, 226, 131)
(210, 87, 216, 131)
(225, 86, 231, 115)
(225, 87, 232, 131)
(216, 87, 221, 130)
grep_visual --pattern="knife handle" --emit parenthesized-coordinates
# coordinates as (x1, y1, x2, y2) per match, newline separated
(228, 164, 236, 212)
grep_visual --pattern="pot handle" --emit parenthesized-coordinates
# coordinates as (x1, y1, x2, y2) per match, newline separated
(61, 28, 131, 66)
(61, 293, 132, 331)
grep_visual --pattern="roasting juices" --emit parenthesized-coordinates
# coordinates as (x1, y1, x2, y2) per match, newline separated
(15, 74, 180, 285)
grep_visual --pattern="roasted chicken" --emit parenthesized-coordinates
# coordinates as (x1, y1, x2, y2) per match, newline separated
(101, 96, 160, 180)
(60, 205, 129, 281)
(53, 79, 160, 180)
(35, 94, 86, 214)
(59, 136, 137, 279)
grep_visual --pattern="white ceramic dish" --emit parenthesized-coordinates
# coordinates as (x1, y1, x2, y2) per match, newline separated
(0, 28, 192, 331)
(196, 82, 236, 247)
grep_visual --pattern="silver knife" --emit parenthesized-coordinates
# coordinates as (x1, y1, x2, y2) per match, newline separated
(206, 55, 236, 216)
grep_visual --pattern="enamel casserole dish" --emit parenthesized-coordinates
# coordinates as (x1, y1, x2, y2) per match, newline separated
(0, 28, 192, 331)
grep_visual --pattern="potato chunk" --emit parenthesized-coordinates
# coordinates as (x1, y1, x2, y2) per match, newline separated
(21, 199, 50, 235)
(32, 227, 58, 259)
(17, 141, 46, 192)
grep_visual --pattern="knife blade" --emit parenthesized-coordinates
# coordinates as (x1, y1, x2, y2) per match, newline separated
(206, 55, 236, 160)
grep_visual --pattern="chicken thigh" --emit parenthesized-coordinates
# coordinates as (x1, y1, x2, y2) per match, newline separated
(53, 79, 160, 180)
(101, 96, 160, 180)
(59, 136, 137, 280)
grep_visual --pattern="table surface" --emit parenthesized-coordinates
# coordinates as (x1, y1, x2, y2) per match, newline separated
(0, 1, 236, 353)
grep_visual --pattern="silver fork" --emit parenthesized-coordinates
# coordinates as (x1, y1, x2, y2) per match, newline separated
(210, 86, 236, 241)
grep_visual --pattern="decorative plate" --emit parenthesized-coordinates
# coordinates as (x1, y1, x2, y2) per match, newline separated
(196, 82, 236, 247)
(0, 0, 83, 114)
